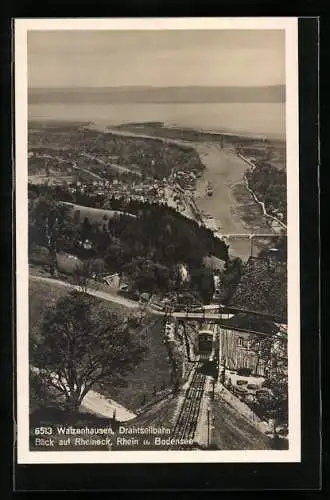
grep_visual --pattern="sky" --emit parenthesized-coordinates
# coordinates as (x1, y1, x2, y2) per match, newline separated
(27, 30, 285, 89)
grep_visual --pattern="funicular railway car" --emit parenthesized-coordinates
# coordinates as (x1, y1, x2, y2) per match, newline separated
(197, 324, 219, 378)
(198, 329, 214, 360)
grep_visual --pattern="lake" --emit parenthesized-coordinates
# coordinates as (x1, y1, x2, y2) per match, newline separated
(29, 102, 285, 141)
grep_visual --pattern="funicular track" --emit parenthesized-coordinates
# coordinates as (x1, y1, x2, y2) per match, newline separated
(170, 362, 206, 449)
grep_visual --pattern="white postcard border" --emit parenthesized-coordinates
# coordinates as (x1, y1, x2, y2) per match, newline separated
(15, 17, 300, 464)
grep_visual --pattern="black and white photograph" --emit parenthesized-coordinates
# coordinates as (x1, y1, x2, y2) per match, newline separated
(15, 18, 300, 464)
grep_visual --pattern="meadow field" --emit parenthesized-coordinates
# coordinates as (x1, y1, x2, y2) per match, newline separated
(61, 201, 135, 226)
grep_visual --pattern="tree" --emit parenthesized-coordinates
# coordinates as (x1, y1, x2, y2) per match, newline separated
(105, 239, 126, 271)
(262, 374, 288, 431)
(191, 266, 215, 304)
(73, 209, 81, 226)
(81, 216, 93, 241)
(30, 195, 78, 275)
(251, 331, 288, 432)
(68, 257, 105, 294)
(30, 195, 58, 275)
(31, 291, 146, 411)
(219, 257, 244, 304)
(123, 257, 171, 294)
(30, 367, 57, 411)
(251, 335, 273, 376)
(251, 330, 287, 377)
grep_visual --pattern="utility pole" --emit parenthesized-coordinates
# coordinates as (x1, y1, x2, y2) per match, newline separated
(250, 234, 255, 258)
(112, 408, 117, 431)
(218, 327, 222, 381)
(207, 408, 211, 448)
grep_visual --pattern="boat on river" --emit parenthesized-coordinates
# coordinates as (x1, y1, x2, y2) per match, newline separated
(206, 181, 213, 196)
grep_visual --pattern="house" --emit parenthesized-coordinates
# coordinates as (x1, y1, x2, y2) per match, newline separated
(219, 327, 267, 376)
(103, 273, 120, 289)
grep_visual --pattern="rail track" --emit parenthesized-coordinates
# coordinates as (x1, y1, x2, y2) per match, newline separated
(170, 362, 206, 449)
(184, 361, 196, 380)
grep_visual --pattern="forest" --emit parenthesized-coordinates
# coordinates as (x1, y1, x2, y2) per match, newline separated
(29, 187, 228, 303)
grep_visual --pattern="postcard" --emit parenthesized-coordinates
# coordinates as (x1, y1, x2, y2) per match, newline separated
(15, 17, 300, 464)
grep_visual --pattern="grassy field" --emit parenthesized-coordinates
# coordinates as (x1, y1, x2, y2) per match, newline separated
(29, 278, 68, 341)
(29, 278, 172, 412)
(29, 277, 127, 336)
(131, 393, 179, 428)
(61, 201, 135, 226)
(100, 317, 172, 411)
(210, 397, 272, 450)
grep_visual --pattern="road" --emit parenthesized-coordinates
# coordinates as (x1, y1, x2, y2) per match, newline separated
(29, 274, 140, 309)
(30, 275, 229, 319)
(30, 274, 280, 328)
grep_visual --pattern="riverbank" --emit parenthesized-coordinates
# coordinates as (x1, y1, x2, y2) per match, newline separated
(192, 143, 277, 259)
(238, 153, 287, 232)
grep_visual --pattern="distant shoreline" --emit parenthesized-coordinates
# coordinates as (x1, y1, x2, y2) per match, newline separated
(28, 84, 286, 105)
(28, 117, 285, 143)
(29, 118, 283, 144)
(112, 122, 269, 142)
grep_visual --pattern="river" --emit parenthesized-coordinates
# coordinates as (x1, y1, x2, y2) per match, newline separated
(192, 143, 276, 260)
